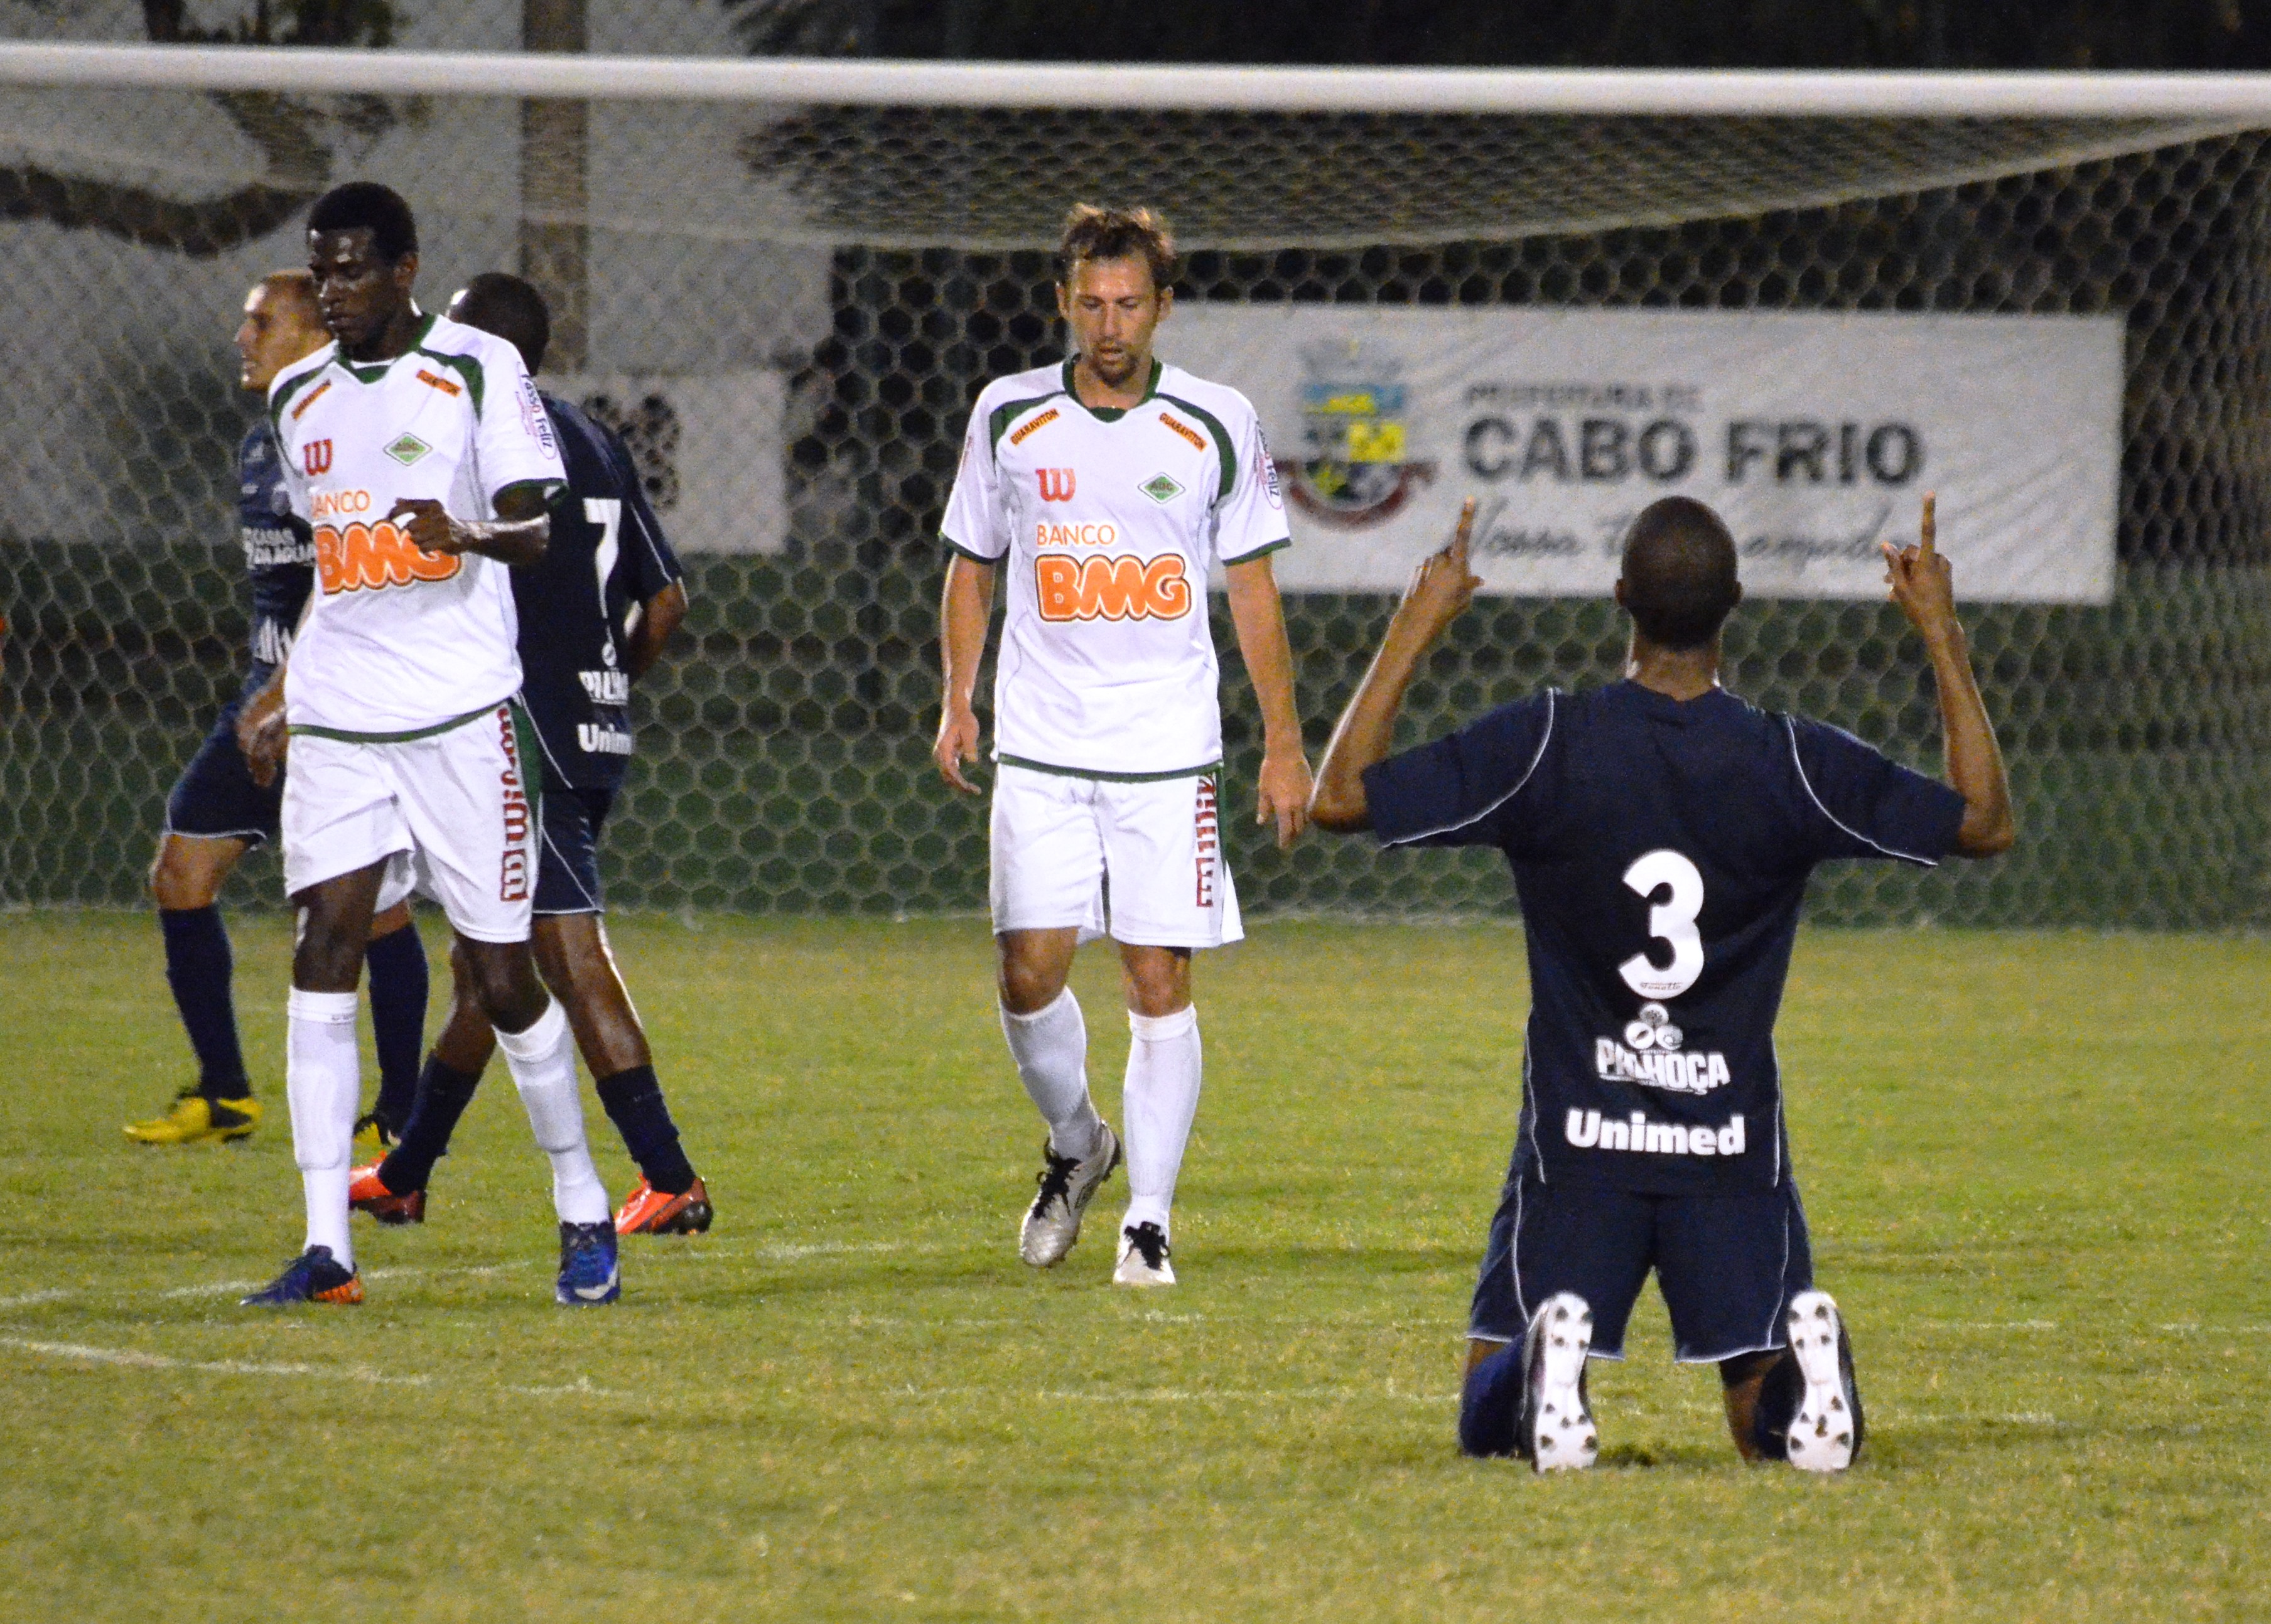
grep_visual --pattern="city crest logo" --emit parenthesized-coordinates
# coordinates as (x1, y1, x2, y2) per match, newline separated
(384, 433, 431, 466)
(1278, 338, 1436, 530)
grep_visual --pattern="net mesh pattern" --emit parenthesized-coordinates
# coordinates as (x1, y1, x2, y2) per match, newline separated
(1, 65, 2267, 927)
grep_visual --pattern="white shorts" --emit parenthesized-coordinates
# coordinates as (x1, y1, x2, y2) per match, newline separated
(281, 702, 538, 944)
(989, 763, 1243, 950)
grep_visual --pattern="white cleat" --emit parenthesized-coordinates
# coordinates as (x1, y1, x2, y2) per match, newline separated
(1522, 1293, 1599, 1472)
(1784, 1290, 1863, 1473)
(1112, 1221, 1175, 1287)
(1019, 1123, 1122, 1269)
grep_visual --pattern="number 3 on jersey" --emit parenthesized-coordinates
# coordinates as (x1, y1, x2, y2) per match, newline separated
(1619, 848, 1704, 999)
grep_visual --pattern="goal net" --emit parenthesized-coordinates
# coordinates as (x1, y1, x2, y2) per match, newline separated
(4, 23, 2267, 928)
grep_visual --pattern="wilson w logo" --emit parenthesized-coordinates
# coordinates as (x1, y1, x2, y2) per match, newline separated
(315, 521, 462, 594)
(1035, 554, 1192, 622)
(301, 439, 333, 476)
(1036, 468, 1077, 502)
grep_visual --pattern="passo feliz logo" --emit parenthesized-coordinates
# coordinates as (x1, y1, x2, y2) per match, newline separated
(315, 520, 461, 593)
(1035, 553, 1192, 622)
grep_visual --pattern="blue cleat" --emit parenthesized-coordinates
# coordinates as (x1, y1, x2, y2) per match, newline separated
(241, 1245, 363, 1307)
(556, 1221, 620, 1306)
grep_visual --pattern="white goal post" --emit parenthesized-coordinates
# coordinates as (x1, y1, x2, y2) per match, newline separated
(4, 41, 2271, 118)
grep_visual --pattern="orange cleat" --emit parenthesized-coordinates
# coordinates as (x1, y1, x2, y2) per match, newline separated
(613, 1175, 713, 1235)
(348, 1160, 426, 1226)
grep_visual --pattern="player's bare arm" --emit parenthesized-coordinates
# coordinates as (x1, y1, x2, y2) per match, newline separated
(1881, 493, 2015, 858)
(1222, 553, 1312, 848)
(625, 581, 688, 679)
(1310, 498, 1481, 832)
(387, 480, 551, 567)
(933, 553, 995, 796)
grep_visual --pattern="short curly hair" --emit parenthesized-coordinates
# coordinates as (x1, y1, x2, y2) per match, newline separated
(1056, 203, 1177, 293)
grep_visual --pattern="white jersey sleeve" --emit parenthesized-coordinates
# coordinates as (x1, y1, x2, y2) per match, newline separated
(940, 380, 1013, 562)
(477, 349, 568, 512)
(1211, 397, 1290, 566)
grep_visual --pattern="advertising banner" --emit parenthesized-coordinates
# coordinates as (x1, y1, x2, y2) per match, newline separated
(551, 371, 786, 554)
(1162, 308, 2122, 602)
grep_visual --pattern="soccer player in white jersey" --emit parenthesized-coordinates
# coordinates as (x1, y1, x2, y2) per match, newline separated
(239, 183, 619, 1308)
(934, 205, 1310, 1286)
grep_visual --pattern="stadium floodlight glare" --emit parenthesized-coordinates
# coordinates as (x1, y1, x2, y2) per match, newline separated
(5, 42, 2271, 119)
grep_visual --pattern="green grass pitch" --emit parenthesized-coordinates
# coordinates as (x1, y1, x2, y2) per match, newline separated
(2, 910, 2267, 1621)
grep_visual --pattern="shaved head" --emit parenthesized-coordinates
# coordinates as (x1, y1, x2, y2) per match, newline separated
(235, 269, 328, 392)
(1617, 497, 1742, 650)
(259, 268, 320, 324)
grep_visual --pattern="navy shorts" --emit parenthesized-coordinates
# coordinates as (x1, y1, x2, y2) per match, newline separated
(165, 677, 283, 846)
(534, 780, 617, 916)
(1470, 1160, 1814, 1363)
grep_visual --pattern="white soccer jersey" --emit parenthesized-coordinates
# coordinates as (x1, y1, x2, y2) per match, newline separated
(267, 310, 566, 736)
(941, 357, 1289, 777)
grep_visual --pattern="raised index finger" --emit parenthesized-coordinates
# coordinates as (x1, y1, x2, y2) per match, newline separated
(1448, 495, 1477, 567)
(1919, 491, 1936, 558)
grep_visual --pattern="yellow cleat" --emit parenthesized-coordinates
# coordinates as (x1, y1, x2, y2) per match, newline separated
(352, 1112, 390, 1157)
(124, 1089, 261, 1145)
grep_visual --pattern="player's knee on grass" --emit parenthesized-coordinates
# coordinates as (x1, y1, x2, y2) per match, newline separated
(1458, 1338, 1523, 1458)
(1720, 1347, 1803, 1461)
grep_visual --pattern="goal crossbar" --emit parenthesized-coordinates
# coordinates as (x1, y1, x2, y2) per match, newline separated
(5, 42, 2271, 118)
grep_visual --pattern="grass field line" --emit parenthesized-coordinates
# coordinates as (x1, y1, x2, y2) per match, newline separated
(895, 1382, 1460, 1406)
(0, 1289, 74, 1309)
(146, 1239, 912, 1303)
(0, 1333, 629, 1401)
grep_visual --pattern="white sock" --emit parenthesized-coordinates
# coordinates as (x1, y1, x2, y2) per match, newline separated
(1001, 989, 1105, 1160)
(496, 999, 610, 1225)
(1121, 1004, 1201, 1240)
(286, 987, 361, 1270)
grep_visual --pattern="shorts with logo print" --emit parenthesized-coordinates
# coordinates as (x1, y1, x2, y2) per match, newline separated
(532, 780, 617, 916)
(281, 701, 540, 944)
(1469, 1161, 1815, 1363)
(165, 671, 284, 846)
(989, 762, 1243, 950)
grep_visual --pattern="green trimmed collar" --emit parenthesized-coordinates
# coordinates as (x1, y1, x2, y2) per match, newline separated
(1061, 355, 1162, 423)
(336, 307, 435, 383)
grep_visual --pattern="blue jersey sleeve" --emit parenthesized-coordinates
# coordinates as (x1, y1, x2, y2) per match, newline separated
(1786, 715, 1966, 865)
(605, 431, 683, 603)
(1362, 691, 1558, 849)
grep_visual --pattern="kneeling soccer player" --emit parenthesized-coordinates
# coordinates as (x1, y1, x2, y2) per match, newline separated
(1310, 493, 2013, 1470)
(241, 182, 619, 1309)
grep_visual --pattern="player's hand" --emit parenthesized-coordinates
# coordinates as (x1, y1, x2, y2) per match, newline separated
(1882, 492, 1960, 643)
(1393, 497, 1482, 644)
(1255, 748, 1314, 849)
(934, 701, 983, 796)
(386, 497, 470, 556)
(237, 687, 288, 788)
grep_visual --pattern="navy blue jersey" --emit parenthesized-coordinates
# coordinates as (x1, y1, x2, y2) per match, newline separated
(238, 419, 313, 676)
(514, 392, 683, 792)
(1364, 680, 1965, 1196)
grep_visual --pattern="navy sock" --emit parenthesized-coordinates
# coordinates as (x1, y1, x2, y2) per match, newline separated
(595, 1065, 697, 1195)
(159, 905, 249, 1100)
(378, 1055, 483, 1193)
(1458, 1343, 1525, 1458)
(363, 917, 430, 1134)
